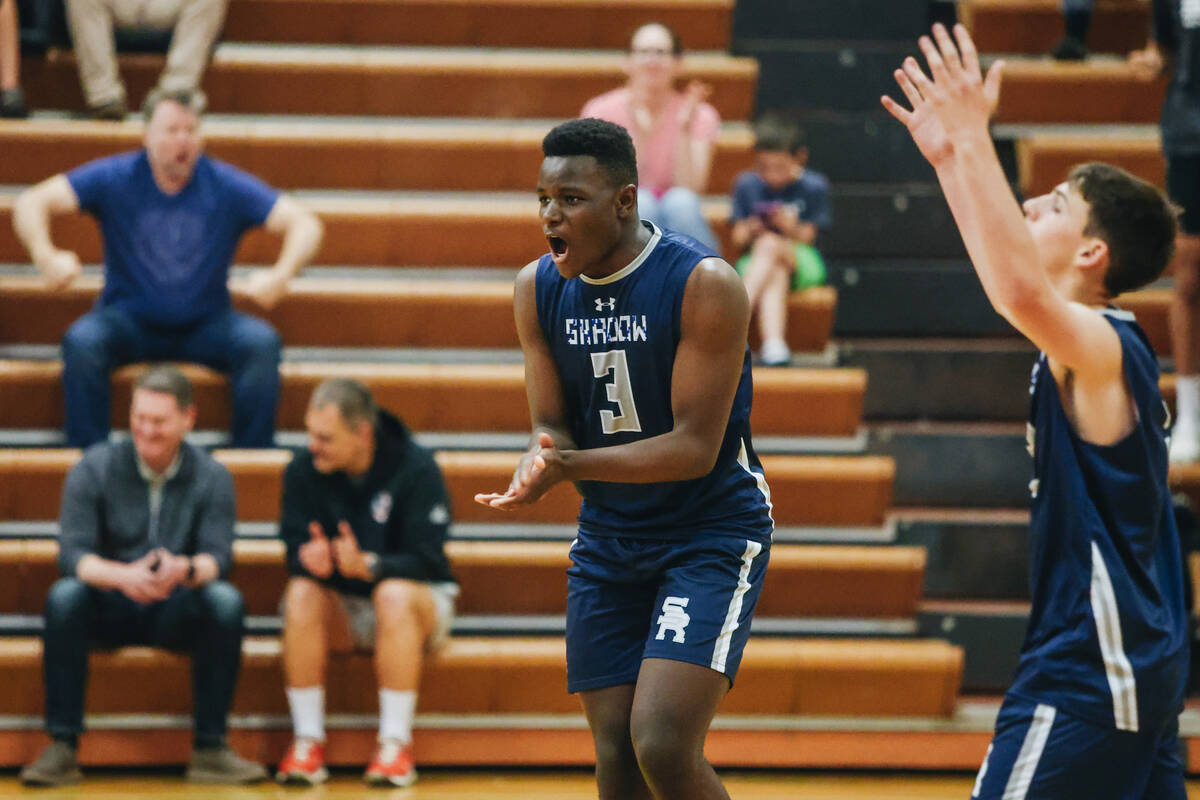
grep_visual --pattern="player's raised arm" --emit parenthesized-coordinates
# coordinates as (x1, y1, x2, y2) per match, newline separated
(881, 23, 1122, 381)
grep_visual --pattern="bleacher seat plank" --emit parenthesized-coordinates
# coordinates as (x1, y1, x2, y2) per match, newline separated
(21, 48, 757, 120)
(0, 360, 866, 437)
(222, 0, 734, 50)
(1016, 132, 1163, 197)
(0, 276, 838, 354)
(0, 194, 744, 267)
(0, 539, 926, 619)
(0, 635, 962, 717)
(963, 0, 1150, 56)
(0, 449, 896, 527)
(0, 119, 756, 194)
(994, 60, 1167, 125)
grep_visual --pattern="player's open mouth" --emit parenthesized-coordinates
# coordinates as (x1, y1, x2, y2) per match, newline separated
(548, 236, 568, 261)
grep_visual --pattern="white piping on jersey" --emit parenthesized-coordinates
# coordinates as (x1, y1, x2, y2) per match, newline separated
(1001, 704, 1056, 800)
(580, 222, 662, 285)
(1090, 541, 1139, 732)
(1099, 308, 1135, 322)
(737, 438, 774, 530)
(710, 539, 763, 673)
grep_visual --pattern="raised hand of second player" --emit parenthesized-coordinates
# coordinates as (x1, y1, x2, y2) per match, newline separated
(880, 23, 1003, 167)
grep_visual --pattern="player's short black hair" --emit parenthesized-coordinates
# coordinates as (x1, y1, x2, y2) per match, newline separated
(753, 112, 806, 154)
(1068, 162, 1177, 297)
(542, 119, 639, 188)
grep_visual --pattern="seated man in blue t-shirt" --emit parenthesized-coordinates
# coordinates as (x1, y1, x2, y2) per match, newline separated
(12, 89, 324, 448)
(729, 116, 832, 367)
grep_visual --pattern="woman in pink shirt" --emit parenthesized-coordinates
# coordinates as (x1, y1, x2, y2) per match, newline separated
(581, 22, 720, 251)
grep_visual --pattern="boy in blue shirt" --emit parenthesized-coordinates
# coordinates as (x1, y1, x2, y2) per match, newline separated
(729, 118, 832, 366)
(12, 89, 324, 447)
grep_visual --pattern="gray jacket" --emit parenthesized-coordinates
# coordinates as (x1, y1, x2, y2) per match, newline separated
(57, 440, 236, 578)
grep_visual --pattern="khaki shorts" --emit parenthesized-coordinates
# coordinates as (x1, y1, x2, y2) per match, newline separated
(281, 581, 458, 651)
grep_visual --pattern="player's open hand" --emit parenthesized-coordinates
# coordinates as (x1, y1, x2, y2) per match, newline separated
(474, 432, 565, 510)
(299, 521, 334, 579)
(881, 23, 1003, 167)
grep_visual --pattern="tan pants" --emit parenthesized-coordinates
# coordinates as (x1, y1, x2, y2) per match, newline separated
(65, 0, 227, 107)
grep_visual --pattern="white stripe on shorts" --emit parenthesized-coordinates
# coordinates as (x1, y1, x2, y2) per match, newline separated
(710, 540, 763, 674)
(1001, 703, 1056, 800)
(1090, 541, 1139, 732)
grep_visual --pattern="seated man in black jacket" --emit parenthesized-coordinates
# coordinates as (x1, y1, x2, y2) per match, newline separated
(275, 378, 458, 788)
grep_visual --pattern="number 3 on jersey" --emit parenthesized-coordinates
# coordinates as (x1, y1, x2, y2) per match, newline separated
(591, 350, 642, 434)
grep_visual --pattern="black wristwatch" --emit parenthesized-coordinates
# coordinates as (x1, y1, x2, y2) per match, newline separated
(363, 552, 381, 582)
(185, 558, 197, 585)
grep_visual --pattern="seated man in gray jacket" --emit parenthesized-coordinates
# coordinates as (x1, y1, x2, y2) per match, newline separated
(20, 365, 267, 786)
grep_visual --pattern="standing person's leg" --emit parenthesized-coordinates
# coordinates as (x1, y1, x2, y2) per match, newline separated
(629, 660, 731, 800)
(658, 187, 719, 252)
(566, 534, 658, 800)
(177, 310, 281, 448)
(64, 0, 131, 112)
(61, 307, 154, 447)
(579, 686, 653, 800)
(627, 535, 768, 800)
(140, 0, 227, 103)
(1166, 155, 1200, 462)
(1053, 0, 1093, 60)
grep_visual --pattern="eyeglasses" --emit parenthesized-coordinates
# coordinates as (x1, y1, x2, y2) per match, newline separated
(629, 47, 676, 57)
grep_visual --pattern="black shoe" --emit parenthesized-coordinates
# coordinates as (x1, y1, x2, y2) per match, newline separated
(0, 88, 28, 119)
(1051, 35, 1088, 61)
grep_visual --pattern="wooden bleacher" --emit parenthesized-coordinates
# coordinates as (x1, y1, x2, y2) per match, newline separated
(962, 0, 1152, 56)
(0, 360, 867, 436)
(0, 0, 975, 771)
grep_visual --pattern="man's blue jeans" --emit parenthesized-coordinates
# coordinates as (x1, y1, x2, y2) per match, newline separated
(42, 577, 246, 747)
(61, 306, 281, 448)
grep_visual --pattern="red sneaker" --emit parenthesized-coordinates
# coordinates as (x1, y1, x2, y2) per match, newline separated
(275, 738, 328, 785)
(364, 739, 417, 787)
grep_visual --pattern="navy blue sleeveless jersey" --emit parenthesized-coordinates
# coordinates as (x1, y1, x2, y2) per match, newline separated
(1010, 310, 1189, 734)
(533, 222, 773, 541)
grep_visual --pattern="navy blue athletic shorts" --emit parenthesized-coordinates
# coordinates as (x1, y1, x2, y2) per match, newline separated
(565, 531, 770, 694)
(970, 696, 1185, 800)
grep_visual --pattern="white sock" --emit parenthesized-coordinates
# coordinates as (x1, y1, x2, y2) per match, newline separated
(378, 689, 416, 744)
(286, 686, 325, 743)
(1177, 375, 1200, 432)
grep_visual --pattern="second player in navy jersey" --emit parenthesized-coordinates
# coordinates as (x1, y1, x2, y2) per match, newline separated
(884, 25, 1187, 800)
(476, 119, 772, 800)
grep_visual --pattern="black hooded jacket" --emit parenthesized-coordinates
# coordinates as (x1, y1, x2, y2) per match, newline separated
(280, 410, 456, 596)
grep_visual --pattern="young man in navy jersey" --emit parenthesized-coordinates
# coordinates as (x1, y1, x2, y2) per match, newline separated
(884, 24, 1188, 799)
(476, 118, 774, 800)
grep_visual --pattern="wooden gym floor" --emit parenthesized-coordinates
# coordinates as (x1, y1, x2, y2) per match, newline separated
(1, 771, 1200, 799)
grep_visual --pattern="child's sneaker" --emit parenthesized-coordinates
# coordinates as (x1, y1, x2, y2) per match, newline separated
(364, 738, 417, 787)
(275, 738, 328, 785)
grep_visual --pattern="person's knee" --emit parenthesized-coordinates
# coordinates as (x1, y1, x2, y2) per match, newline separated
(751, 232, 787, 260)
(283, 576, 330, 627)
(198, 580, 244, 629)
(44, 578, 90, 627)
(660, 187, 702, 217)
(61, 316, 112, 367)
(233, 317, 282, 366)
(630, 714, 695, 784)
(373, 579, 426, 628)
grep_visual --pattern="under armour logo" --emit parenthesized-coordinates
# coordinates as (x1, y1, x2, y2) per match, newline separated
(655, 596, 691, 643)
(595, 297, 616, 312)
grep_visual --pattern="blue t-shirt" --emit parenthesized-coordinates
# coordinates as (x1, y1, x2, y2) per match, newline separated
(729, 168, 832, 233)
(67, 151, 279, 327)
